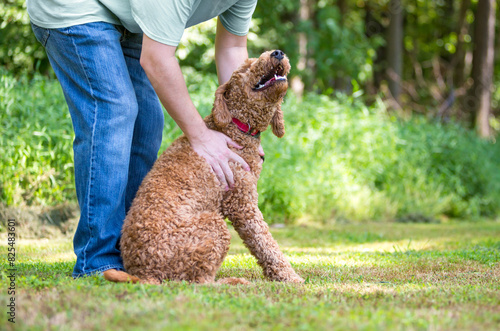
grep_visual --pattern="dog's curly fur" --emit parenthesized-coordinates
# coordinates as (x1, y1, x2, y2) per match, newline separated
(109, 51, 304, 285)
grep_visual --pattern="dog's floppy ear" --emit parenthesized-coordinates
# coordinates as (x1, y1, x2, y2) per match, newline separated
(212, 82, 232, 127)
(271, 106, 285, 138)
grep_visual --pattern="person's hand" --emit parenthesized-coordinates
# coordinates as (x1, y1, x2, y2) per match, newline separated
(189, 128, 250, 191)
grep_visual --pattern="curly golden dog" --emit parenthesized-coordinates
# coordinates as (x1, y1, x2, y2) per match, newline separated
(105, 50, 304, 285)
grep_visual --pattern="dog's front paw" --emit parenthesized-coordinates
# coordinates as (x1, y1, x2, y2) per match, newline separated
(267, 268, 305, 283)
(287, 274, 305, 284)
(277, 271, 304, 284)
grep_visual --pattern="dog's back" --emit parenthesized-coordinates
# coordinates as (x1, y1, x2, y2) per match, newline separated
(120, 136, 231, 284)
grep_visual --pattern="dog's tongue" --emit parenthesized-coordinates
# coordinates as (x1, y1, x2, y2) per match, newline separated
(255, 74, 286, 90)
(259, 75, 286, 90)
(265, 76, 277, 87)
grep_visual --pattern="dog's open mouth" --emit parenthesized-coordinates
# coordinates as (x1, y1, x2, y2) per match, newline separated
(252, 63, 287, 91)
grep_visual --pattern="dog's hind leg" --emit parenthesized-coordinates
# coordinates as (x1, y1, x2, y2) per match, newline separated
(174, 211, 232, 284)
(121, 211, 231, 285)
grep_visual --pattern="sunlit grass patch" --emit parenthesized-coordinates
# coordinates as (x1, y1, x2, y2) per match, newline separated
(6, 239, 74, 263)
(1, 222, 499, 330)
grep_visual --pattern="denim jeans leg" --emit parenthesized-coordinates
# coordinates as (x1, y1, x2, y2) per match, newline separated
(120, 31, 164, 212)
(31, 22, 143, 277)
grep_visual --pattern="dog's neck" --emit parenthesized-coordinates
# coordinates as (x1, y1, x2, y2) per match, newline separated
(231, 118, 261, 138)
(204, 114, 262, 147)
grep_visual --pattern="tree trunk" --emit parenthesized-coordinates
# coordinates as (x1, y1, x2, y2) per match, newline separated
(386, 0, 403, 103)
(334, 0, 351, 93)
(364, 4, 385, 94)
(453, 0, 471, 88)
(338, 0, 347, 25)
(292, 0, 313, 97)
(470, 0, 496, 138)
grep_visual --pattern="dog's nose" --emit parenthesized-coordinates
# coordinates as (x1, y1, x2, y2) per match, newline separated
(271, 50, 285, 60)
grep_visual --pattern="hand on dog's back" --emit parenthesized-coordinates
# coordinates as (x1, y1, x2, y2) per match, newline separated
(188, 128, 250, 191)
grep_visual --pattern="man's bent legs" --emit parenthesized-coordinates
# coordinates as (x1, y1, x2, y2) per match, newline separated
(119, 29, 164, 212)
(31, 22, 161, 277)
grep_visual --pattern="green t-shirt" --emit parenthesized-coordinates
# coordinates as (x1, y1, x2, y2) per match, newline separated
(26, 0, 257, 46)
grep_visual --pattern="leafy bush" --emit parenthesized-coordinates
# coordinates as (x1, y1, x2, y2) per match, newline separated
(0, 70, 73, 205)
(0, 0, 50, 75)
(258, 93, 500, 222)
(2, 70, 499, 222)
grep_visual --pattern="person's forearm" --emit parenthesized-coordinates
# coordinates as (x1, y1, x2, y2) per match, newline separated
(214, 20, 264, 160)
(140, 35, 208, 142)
(140, 34, 250, 189)
(215, 46, 248, 85)
(215, 19, 248, 85)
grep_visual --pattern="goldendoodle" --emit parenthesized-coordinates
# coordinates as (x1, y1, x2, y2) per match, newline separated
(105, 50, 304, 285)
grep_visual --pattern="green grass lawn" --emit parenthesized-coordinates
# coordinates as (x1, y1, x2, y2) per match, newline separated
(1, 221, 499, 330)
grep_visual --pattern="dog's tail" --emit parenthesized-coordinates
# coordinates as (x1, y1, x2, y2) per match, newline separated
(216, 277, 251, 285)
(103, 269, 140, 283)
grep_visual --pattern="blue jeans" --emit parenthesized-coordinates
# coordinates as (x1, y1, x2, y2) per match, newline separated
(31, 22, 164, 277)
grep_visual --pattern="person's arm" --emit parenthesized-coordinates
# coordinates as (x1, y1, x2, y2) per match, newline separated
(215, 19, 265, 158)
(140, 34, 250, 190)
(215, 19, 248, 84)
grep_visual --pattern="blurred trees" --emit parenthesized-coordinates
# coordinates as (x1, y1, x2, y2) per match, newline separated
(1, 0, 498, 136)
(386, 0, 403, 103)
(470, 0, 496, 137)
(254, 0, 499, 136)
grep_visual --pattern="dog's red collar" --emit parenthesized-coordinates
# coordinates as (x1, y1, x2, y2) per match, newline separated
(232, 118, 260, 138)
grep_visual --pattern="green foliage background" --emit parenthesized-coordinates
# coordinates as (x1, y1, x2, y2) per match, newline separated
(1, 0, 499, 222)
(1, 0, 499, 114)
(258, 93, 500, 222)
(0, 0, 49, 75)
(2, 69, 499, 222)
